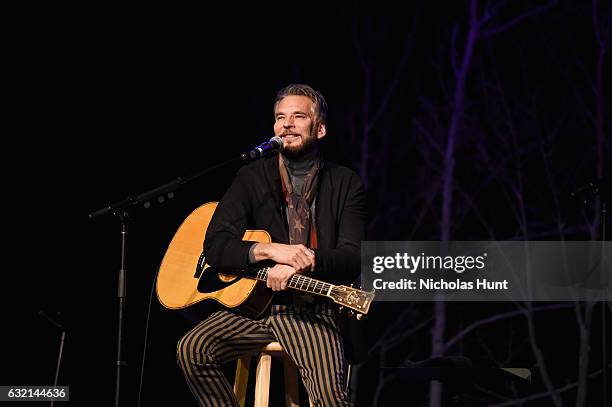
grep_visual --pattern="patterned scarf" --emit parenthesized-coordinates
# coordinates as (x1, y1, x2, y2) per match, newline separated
(278, 153, 320, 248)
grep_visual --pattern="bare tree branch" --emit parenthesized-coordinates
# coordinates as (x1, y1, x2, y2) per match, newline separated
(480, 0, 558, 38)
(443, 303, 573, 352)
(488, 364, 611, 406)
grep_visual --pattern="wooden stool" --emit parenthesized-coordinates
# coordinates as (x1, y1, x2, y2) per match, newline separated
(233, 341, 302, 407)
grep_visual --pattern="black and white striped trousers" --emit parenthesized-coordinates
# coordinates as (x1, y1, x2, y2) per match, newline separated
(177, 304, 352, 407)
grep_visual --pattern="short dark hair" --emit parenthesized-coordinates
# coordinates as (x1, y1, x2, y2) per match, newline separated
(273, 84, 328, 125)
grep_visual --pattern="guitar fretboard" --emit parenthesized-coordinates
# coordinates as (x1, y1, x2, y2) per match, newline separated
(255, 267, 333, 297)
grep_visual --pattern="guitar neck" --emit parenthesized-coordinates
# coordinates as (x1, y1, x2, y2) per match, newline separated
(254, 267, 334, 299)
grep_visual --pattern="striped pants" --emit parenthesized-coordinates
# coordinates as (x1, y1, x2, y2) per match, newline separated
(177, 304, 352, 407)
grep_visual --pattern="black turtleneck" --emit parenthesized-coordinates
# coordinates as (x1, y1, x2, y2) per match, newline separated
(281, 147, 318, 194)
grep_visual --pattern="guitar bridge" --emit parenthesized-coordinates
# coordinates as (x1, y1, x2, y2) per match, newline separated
(194, 252, 206, 278)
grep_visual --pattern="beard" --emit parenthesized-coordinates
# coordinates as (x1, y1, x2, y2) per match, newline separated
(281, 131, 318, 159)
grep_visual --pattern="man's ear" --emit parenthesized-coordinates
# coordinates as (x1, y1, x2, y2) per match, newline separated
(317, 123, 327, 139)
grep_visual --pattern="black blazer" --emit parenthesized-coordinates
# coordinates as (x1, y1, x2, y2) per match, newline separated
(203, 153, 366, 285)
(204, 153, 369, 364)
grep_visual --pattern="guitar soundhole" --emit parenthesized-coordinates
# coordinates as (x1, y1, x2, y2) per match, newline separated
(218, 273, 239, 283)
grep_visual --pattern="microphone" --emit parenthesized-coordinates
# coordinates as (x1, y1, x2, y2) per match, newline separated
(241, 136, 283, 161)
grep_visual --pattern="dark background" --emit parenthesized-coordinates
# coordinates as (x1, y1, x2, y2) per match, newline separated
(5, 1, 610, 406)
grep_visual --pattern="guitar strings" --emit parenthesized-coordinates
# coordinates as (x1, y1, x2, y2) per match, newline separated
(255, 267, 353, 296)
(253, 268, 371, 313)
(256, 268, 333, 293)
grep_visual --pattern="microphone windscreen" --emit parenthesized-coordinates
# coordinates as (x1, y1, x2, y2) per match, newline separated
(270, 136, 284, 150)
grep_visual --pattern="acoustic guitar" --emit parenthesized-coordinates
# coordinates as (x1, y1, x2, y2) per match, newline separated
(156, 202, 374, 318)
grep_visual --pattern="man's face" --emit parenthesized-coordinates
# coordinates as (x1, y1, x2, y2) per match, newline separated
(274, 95, 326, 158)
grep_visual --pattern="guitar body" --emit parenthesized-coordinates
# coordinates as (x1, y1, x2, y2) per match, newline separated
(156, 202, 274, 318)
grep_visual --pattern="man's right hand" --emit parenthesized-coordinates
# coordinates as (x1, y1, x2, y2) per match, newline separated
(252, 242, 315, 274)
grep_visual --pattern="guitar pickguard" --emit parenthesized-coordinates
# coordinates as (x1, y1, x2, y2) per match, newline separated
(197, 267, 242, 293)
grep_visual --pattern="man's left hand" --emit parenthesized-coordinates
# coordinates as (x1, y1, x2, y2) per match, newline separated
(266, 264, 298, 291)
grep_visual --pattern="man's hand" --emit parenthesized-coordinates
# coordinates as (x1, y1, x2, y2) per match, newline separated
(252, 243, 315, 273)
(266, 264, 298, 291)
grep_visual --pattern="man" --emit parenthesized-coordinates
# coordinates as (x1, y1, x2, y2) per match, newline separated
(177, 84, 365, 406)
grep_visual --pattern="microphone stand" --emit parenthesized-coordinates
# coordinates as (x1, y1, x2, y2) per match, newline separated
(38, 311, 66, 407)
(88, 148, 268, 406)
